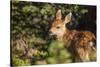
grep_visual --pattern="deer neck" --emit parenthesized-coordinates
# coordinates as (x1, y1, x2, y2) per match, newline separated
(57, 28, 70, 41)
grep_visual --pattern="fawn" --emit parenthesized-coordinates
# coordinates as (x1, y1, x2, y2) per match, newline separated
(49, 9, 96, 62)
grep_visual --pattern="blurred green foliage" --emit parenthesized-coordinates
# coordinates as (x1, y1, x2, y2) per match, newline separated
(11, 0, 96, 66)
(47, 41, 72, 64)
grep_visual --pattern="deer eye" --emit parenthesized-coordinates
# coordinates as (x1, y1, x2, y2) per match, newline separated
(56, 26, 60, 29)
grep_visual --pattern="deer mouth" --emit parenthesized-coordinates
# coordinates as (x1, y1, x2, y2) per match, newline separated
(49, 33, 57, 40)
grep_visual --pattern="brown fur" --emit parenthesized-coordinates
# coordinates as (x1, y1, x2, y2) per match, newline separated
(49, 10, 96, 62)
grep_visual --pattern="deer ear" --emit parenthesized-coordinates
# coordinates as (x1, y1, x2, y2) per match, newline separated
(64, 12, 72, 24)
(56, 9, 62, 20)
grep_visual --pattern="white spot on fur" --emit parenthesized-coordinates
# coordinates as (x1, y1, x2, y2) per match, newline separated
(90, 42, 93, 47)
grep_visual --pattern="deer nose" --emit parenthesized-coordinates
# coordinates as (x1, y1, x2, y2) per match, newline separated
(48, 31, 52, 35)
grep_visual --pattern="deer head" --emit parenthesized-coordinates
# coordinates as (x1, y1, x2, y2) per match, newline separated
(49, 9, 72, 40)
